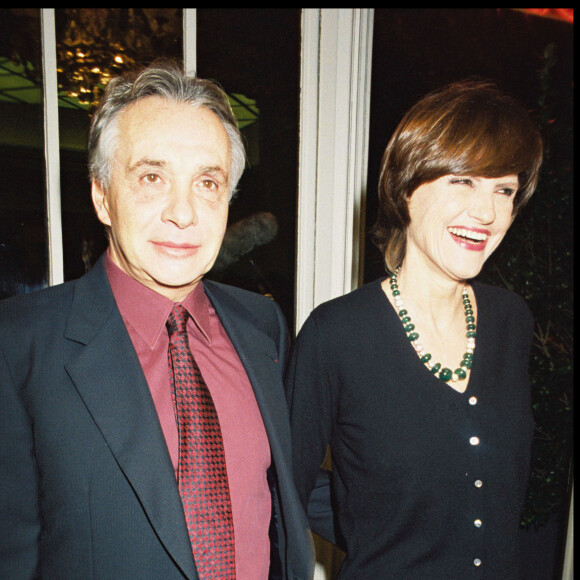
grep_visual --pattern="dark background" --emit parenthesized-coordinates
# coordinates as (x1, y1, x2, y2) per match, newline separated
(363, 10, 573, 580)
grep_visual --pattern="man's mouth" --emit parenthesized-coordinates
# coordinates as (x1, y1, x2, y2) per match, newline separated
(155, 241, 199, 248)
(152, 241, 201, 256)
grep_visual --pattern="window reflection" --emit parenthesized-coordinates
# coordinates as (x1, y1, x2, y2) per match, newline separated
(0, 9, 47, 298)
(56, 9, 184, 281)
(0, 8, 301, 322)
(198, 9, 301, 327)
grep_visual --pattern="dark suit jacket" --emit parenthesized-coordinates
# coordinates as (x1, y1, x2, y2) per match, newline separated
(0, 256, 313, 580)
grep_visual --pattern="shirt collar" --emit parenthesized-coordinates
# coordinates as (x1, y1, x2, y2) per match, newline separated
(105, 251, 213, 349)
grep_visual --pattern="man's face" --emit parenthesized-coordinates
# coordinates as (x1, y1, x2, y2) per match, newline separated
(92, 96, 231, 302)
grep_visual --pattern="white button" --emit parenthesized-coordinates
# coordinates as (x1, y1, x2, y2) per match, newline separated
(474, 519, 482, 528)
(474, 479, 483, 488)
(474, 558, 482, 567)
(470, 436, 480, 446)
(469, 396, 478, 405)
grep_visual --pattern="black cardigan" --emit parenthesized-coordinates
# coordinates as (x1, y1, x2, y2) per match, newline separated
(286, 279, 534, 579)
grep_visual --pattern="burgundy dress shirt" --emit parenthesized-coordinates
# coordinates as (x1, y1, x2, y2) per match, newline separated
(105, 254, 272, 579)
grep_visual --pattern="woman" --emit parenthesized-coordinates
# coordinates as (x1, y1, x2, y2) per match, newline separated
(286, 80, 543, 578)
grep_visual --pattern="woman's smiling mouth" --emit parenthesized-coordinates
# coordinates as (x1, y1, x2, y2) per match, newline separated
(448, 226, 490, 251)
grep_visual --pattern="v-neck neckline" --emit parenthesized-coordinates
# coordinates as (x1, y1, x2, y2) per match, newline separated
(376, 277, 482, 397)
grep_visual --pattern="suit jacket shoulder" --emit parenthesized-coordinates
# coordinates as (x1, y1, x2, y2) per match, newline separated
(203, 279, 289, 355)
(0, 258, 198, 579)
(0, 260, 311, 580)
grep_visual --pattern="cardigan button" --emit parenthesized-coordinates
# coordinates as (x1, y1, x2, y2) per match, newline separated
(469, 436, 480, 446)
(474, 558, 482, 567)
(474, 479, 483, 488)
(469, 396, 478, 405)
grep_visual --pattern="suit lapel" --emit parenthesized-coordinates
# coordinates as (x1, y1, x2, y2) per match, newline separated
(202, 282, 292, 466)
(63, 259, 197, 579)
(204, 282, 301, 577)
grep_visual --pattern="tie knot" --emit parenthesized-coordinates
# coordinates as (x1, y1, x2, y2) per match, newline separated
(167, 304, 189, 336)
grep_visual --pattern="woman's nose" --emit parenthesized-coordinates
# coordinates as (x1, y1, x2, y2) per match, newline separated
(468, 189, 496, 224)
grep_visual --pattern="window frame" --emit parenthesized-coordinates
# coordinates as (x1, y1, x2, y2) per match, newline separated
(40, 8, 373, 333)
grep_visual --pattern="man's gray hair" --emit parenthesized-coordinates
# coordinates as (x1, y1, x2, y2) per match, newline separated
(88, 60, 246, 199)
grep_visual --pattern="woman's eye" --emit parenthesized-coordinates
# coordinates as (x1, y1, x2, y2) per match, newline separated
(498, 187, 516, 196)
(450, 177, 473, 187)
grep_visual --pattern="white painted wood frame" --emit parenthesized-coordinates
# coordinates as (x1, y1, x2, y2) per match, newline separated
(295, 8, 374, 333)
(41, 8, 64, 286)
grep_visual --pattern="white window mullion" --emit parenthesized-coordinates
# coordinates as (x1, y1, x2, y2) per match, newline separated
(41, 8, 64, 287)
(348, 9, 374, 292)
(295, 9, 321, 333)
(295, 8, 374, 333)
(562, 484, 573, 580)
(183, 9, 197, 74)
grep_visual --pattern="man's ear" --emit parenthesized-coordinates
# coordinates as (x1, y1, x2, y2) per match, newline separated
(91, 180, 112, 227)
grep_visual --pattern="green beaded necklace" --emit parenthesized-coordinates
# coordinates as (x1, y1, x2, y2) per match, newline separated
(389, 267, 476, 383)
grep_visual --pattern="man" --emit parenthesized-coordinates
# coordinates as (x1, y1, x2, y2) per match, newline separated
(0, 62, 313, 580)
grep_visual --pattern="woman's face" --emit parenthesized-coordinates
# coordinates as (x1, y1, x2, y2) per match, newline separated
(405, 174, 518, 282)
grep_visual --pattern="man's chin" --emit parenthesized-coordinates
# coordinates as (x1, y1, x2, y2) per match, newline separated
(144, 282, 195, 302)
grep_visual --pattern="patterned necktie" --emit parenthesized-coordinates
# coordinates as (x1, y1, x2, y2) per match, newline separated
(166, 304, 236, 579)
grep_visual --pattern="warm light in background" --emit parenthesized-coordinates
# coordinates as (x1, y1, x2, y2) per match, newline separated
(517, 9, 573, 23)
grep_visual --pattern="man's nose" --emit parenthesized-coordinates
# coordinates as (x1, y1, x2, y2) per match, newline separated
(162, 185, 198, 228)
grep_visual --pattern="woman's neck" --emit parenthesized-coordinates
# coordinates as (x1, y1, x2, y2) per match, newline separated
(395, 258, 469, 320)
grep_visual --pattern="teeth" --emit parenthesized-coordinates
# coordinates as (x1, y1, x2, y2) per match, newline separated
(448, 227, 488, 242)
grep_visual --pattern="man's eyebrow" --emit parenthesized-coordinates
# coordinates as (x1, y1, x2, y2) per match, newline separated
(127, 158, 166, 172)
(200, 165, 229, 179)
(126, 160, 229, 184)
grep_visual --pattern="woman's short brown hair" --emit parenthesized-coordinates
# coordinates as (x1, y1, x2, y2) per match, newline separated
(372, 79, 543, 272)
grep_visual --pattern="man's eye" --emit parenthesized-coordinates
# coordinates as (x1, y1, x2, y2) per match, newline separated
(201, 179, 218, 190)
(143, 173, 161, 184)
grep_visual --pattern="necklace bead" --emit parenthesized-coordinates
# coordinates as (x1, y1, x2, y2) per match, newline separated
(389, 268, 476, 383)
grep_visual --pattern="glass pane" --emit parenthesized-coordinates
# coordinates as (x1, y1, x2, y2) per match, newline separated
(56, 9, 184, 280)
(0, 9, 48, 298)
(197, 9, 302, 328)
